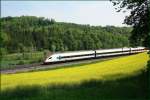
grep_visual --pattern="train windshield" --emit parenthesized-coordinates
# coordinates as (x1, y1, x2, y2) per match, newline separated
(49, 57, 52, 59)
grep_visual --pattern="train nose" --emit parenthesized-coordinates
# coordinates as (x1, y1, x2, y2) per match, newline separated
(44, 59, 49, 63)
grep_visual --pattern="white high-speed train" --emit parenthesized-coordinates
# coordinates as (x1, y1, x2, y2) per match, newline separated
(44, 47, 146, 64)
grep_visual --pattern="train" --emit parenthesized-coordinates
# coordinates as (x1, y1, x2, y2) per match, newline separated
(44, 47, 147, 64)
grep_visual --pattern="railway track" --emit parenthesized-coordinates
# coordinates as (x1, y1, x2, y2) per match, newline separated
(0, 58, 110, 74)
(0, 53, 134, 74)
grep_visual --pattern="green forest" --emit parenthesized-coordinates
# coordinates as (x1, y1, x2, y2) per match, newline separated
(1, 16, 132, 54)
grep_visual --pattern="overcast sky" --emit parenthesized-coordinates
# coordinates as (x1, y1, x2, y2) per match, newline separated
(1, 1, 130, 26)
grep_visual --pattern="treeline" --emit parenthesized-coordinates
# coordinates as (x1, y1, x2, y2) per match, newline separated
(1, 16, 132, 54)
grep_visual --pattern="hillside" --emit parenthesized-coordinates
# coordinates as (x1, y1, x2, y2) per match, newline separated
(1, 16, 132, 54)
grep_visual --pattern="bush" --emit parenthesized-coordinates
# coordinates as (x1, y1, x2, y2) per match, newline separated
(37, 58, 43, 62)
(17, 60, 24, 65)
(16, 55, 22, 60)
(1, 48, 7, 55)
(43, 50, 50, 58)
(23, 53, 30, 60)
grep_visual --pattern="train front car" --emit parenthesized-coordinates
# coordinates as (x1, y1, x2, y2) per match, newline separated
(44, 50, 95, 64)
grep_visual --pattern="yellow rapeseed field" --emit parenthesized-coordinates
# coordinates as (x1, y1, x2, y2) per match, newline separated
(1, 52, 149, 90)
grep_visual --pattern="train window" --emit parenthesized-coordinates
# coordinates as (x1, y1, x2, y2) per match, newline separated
(57, 56, 61, 59)
(49, 57, 52, 59)
(61, 53, 93, 58)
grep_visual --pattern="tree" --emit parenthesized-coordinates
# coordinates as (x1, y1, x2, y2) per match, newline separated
(50, 18, 56, 24)
(111, 0, 150, 97)
(51, 44, 56, 53)
(111, 0, 150, 47)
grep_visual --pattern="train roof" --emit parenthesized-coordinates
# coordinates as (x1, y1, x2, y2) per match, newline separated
(47, 47, 145, 56)
(51, 50, 94, 55)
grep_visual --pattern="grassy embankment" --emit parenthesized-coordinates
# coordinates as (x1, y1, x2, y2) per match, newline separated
(1, 51, 44, 70)
(0, 52, 149, 100)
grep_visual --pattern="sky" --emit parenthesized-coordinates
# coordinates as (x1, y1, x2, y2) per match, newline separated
(1, 1, 130, 26)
